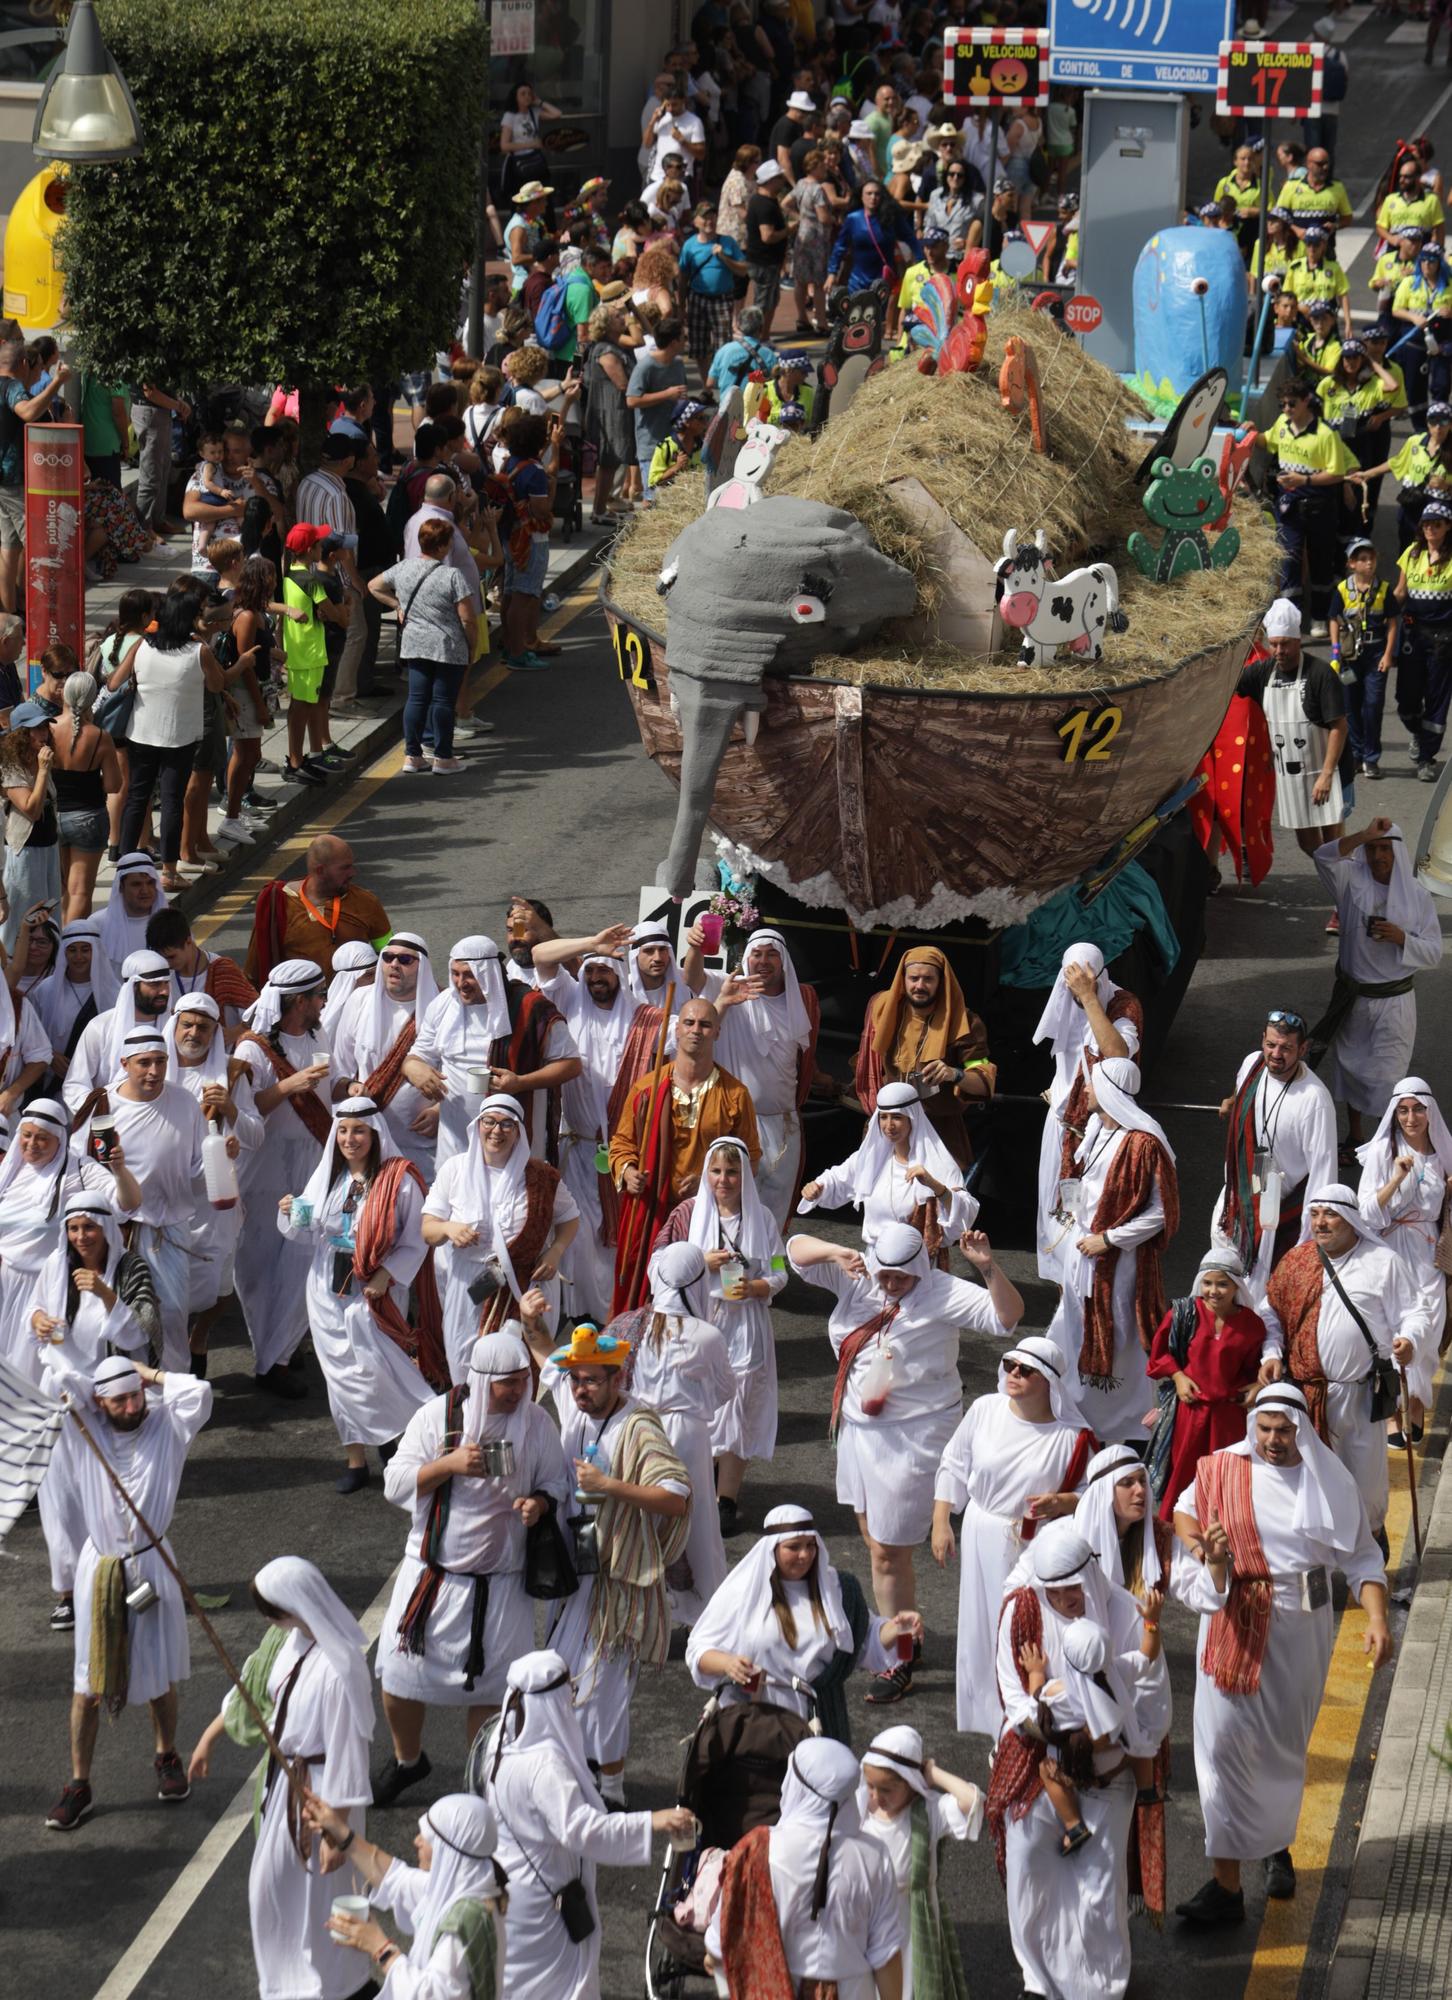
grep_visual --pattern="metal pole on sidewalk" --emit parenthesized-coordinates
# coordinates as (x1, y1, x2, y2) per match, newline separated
(467, 0, 492, 359)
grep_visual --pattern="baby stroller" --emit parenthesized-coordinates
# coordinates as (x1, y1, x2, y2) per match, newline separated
(645, 1675, 819, 1999)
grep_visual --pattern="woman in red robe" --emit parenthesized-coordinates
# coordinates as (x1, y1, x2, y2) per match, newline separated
(1145, 1251, 1265, 1522)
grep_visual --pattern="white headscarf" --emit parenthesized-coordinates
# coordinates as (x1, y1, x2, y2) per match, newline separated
(31, 918, 120, 1048)
(366, 930, 440, 1055)
(1306, 1181, 1381, 1247)
(801, 1078, 969, 1215)
(94, 1352, 142, 1397)
(1025, 1519, 1117, 1635)
(999, 1331, 1083, 1425)
(1073, 1443, 1164, 1592)
(647, 1238, 711, 1319)
(859, 1722, 931, 1800)
(1336, 822, 1430, 934)
(866, 1218, 932, 1296)
(688, 1136, 779, 1292)
(487, 1646, 600, 1806)
(690, 1503, 854, 1667)
(1195, 1248, 1256, 1313)
(453, 1094, 530, 1298)
(97, 853, 168, 970)
(321, 941, 378, 1038)
(36, 1188, 128, 1327)
(1056, 1617, 1132, 1740)
(464, 1326, 533, 1447)
(723, 928, 812, 1046)
(244, 957, 326, 1040)
(777, 1737, 864, 1918)
(298, 1095, 399, 1214)
(627, 922, 690, 1009)
(435, 935, 510, 1048)
(1233, 1382, 1366, 1553)
(164, 992, 228, 1087)
(251, 1554, 374, 1739)
(569, 955, 633, 1129)
(401, 1795, 500, 1966)
(104, 949, 174, 1075)
(0, 1095, 71, 1216)
(1032, 942, 1118, 1058)
(1357, 1075, 1452, 1182)
(1083, 1055, 1175, 1162)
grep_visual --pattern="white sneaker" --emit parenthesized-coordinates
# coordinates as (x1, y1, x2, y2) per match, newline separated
(430, 755, 467, 773)
(402, 755, 432, 773)
(215, 818, 254, 845)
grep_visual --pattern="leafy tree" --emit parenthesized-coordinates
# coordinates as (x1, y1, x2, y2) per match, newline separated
(58, 0, 488, 451)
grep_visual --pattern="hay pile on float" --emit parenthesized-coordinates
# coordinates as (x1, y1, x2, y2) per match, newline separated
(603, 311, 1280, 932)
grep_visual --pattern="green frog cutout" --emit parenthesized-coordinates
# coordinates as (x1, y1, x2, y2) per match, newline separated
(1127, 455, 1241, 583)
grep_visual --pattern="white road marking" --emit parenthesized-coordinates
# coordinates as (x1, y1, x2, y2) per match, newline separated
(92, 1567, 400, 2000)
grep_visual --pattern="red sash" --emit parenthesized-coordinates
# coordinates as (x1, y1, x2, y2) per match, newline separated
(363, 1017, 418, 1109)
(827, 1300, 900, 1440)
(235, 1032, 331, 1145)
(986, 1587, 1047, 1882)
(479, 1159, 561, 1336)
(1265, 1242, 1330, 1440)
(1020, 1425, 1099, 1542)
(1081, 1131, 1178, 1386)
(1194, 1451, 1273, 1695)
(353, 1156, 448, 1390)
(719, 1826, 797, 2000)
(610, 1069, 675, 1316)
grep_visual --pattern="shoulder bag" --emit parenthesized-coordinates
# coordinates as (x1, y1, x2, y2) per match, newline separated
(523, 1499, 579, 1601)
(1317, 1245, 1399, 1422)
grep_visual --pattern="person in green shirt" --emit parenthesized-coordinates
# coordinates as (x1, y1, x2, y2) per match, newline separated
(79, 374, 128, 487)
(1371, 227, 1425, 316)
(1316, 341, 1399, 525)
(865, 83, 900, 178)
(1296, 300, 1343, 380)
(555, 246, 610, 368)
(752, 351, 816, 426)
(1264, 377, 1360, 636)
(1249, 208, 1304, 300)
(1284, 227, 1352, 338)
(1274, 147, 1353, 238)
(1216, 142, 1262, 259)
(1376, 156, 1445, 244)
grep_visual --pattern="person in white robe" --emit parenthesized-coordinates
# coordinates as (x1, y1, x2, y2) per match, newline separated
(96, 851, 169, 975)
(280, 1097, 436, 1492)
(685, 925, 816, 1227)
(1210, 1012, 1339, 1298)
(1259, 1183, 1427, 1540)
(423, 1092, 579, 1379)
(610, 1239, 733, 1623)
(687, 1504, 912, 1741)
(1313, 819, 1443, 1141)
(789, 1220, 1022, 1683)
(1356, 1075, 1452, 1436)
(87, 1026, 207, 1373)
(232, 958, 333, 1393)
(186, 1556, 374, 2000)
(1032, 943, 1141, 1283)
(705, 1737, 905, 2000)
(164, 993, 261, 1360)
(481, 1648, 695, 2000)
(331, 930, 440, 1173)
(1074, 1442, 1230, 1619)
(321, 939, 378, 1040)
(374, 1328, 571, 1808)
(32, 1192, 154, 1630)
(42, 1353, 211, 1832)
(1046, 1056, 1177, 1446)
(541, 1322, 691, 1803)
(625, 920, 692, 1012)
(303, 1791, 508, 2000)
(0, 957, 53, 1113)
(800, 1079, 977, 1251)
(932, 1335, 1093, 1738)
(62, 947, 175, 1120)
(31, 918, 121, 1075)
(533, 951, 634, 1323)
(1172, 1385, 1391, 1925)
(990, 1522, 1169, 2000)
(658, 1134, 787, 1529)
(0, 1096, 139, 1383)
(858, 1725, 982, 2000)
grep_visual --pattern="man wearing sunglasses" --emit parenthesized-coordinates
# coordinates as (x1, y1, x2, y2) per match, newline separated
(1213, 1008, 1337, 1298)
(332, 931, 442, 1172)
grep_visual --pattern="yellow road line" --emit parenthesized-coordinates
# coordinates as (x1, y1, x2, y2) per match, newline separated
(191, 576, 600, 947)
(1242, 1427, 1425, 1997)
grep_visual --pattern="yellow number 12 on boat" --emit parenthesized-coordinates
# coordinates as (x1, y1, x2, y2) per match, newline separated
(1057, 705, 1123, 763)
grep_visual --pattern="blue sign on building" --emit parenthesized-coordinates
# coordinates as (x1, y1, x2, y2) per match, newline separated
(1048, 0, 1234, 94)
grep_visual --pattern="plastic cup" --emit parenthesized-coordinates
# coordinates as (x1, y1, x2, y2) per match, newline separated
(697, 911, 724, 953)
(897, 1629, 914, 1663)
(292, 1198, 314, 1227)
(669, 1811, 701, 1854)
(713, 1969, 732, 1999)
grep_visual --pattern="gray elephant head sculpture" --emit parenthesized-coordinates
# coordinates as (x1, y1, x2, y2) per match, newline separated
(654, 495, 916, 897)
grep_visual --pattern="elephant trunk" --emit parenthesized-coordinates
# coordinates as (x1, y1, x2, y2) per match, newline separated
(662, 675, 759, 898)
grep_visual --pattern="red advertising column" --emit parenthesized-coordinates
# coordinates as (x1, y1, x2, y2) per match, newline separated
(24, 421, 86, 697)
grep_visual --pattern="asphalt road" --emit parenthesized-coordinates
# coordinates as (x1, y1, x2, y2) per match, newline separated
(5, 11, 1452, 1998)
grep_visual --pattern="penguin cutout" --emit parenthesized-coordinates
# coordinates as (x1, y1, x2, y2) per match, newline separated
(1134, 366, 1229, 483)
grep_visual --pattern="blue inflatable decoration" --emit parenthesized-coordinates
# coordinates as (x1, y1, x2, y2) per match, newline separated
(1131, 226, 1246, 418)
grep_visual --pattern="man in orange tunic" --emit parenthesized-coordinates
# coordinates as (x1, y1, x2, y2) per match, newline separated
(244, 835, 391, 982)
(608, 997, 759, 1312)
(854, 945, 995, 1169)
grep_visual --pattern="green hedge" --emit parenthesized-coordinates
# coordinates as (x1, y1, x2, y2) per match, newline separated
(59, 0, 488, 393)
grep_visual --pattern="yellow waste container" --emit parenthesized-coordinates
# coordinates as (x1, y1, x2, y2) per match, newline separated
(3, 165, 68, 330)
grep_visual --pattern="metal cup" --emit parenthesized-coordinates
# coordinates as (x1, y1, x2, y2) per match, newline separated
(125, 1577, 159, 1615)
(480, 1438, 516, 1477)
(467, 1066, 492, 1095)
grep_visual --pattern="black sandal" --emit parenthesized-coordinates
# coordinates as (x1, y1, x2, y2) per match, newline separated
(1059, 1822, 1091, 1856)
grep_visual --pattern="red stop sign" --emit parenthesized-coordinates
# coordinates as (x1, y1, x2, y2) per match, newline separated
(1064, 295, 1103, 334)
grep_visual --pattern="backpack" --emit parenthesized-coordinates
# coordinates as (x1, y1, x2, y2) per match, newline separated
(385, 463, 421, 538)
(533, 278, 572, 354)
(1322, 50, 1348, 102)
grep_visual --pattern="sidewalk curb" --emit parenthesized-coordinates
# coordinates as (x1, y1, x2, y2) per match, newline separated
(169, 536, 609, 928)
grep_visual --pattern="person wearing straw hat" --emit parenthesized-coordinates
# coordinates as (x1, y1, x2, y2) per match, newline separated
(1259, 1184, 1429, 1546)
(1145, 1253, 1267, 1522)
(1172, 1384, 1390, 1925)
(231, 958, 334, 1397)
(1032, 942, 1142, 1286)
(185, 1557, 373, 1999)
(790, 1219, 1022, 1698)
(933, 1334, 1097, 1739)
(330, 930, 441, 1174)
(988, 1520, 1168, 1996)
(481, 1648, 695, 2000)
(303, 1789, 509, 1999)
(540, 1320, 690, 1806)
(42, 1351, 212, 1832)
(1044, 1055, 1179, 1447)
(372, 1326, 570, 1809)
(856, 1725, 981, 2000)
(1356, 1075, 1452, 1444)
(707, 1735, 905, 2000)
(1311, 818, 1442, 1145)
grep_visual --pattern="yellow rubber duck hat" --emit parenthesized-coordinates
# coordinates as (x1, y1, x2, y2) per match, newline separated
(549, 1321, 630, 1370)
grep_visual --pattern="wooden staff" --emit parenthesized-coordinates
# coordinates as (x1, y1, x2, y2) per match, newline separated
(64, 1397, 309, 1818)
(622, 980, 679, 1308)
(1400, 1366, 1423, 1562)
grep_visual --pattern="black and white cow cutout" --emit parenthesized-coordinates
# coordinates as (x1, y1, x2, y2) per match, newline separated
(993, 528, 1129, 669)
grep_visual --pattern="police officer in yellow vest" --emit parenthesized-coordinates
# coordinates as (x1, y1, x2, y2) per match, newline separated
(1394, 499, 1452, 780)
(1356, 400, 1452, 549)
(1264, 377, 1359, 639)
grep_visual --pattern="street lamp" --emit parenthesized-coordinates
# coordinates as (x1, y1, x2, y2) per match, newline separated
(31, 0, 143, 164)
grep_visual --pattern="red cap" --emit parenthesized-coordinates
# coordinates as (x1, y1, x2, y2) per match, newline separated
(284, 522, 328, 554)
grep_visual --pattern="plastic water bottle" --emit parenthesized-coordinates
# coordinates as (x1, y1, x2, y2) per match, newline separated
(202, 1120, 239, 1211)
(575, 1440, 600, 1505)
(542, 591, 560, 613)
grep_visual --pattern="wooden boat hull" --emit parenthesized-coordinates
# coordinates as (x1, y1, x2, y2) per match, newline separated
(602, 590, 1258, 927)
